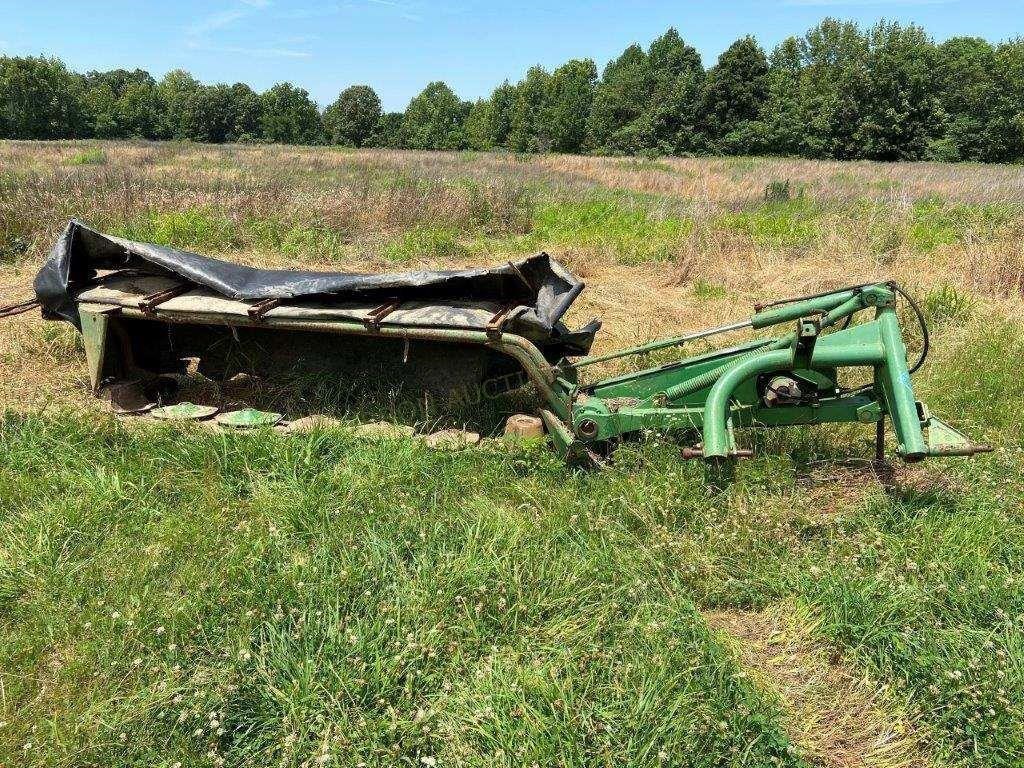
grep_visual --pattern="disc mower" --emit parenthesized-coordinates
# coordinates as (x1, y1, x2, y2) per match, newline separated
(22, 221, 991, 467)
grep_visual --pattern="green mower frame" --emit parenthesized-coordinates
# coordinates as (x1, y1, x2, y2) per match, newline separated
(544, 281, 991, 464)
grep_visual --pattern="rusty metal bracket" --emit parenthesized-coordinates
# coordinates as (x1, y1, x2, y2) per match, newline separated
(363, 299, 401, 331)
(139, 284, 190, 315)
(486, 305, 512, 340)
(247, 297, 281, 322)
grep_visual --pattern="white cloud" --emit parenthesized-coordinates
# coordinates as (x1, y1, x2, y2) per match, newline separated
(278, 1, 421, 22)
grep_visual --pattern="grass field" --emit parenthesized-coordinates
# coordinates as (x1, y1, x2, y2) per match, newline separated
(1, 141, 1023, 767)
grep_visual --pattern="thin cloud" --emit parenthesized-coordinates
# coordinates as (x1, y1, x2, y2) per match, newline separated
(187, 8, 248, 37)
(186, 41, 312, 58)
(784, 0, 956, 5)
(185, 1, 316, 59)
(278, 1, 421, 22)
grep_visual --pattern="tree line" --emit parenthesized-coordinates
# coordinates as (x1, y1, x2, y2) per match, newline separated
(2, 18, 1022, 162)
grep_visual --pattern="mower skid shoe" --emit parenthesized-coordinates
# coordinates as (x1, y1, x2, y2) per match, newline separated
(923, 415, 993, 458)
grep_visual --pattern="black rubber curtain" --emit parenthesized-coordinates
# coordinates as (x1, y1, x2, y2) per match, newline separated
(35, 220, 600, 356)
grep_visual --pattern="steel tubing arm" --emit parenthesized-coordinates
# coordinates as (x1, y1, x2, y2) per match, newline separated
(701, 349, 794, 458)
(876, 308, 927, 460)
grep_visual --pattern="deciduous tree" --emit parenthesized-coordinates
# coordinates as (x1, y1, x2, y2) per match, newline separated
(401, 81, 468, 150)
(545, 58, 597, 153)
(700, 36, 769, 153)
(586, 44, 653, 154)
(323, 85, 382, 147)
(856, 22, 939, 161)
(0, 56, 84, 139)
(260, 82, 323, 145)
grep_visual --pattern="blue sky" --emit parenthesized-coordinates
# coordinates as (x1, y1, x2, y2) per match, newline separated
(1, 1, 1020, 111)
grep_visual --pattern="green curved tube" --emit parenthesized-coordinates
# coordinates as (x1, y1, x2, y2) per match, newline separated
(702, 348, 794, 458)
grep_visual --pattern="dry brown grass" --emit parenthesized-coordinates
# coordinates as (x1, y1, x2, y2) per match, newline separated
(2, 140, 1022, 409)
(706, 602, 938, 768)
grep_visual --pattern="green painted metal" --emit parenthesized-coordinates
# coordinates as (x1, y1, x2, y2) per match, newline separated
(565, 282, 989, 462)
(78, 307, 110, 391)
(924, 414, 992, 456)
(216, 408, 283, 428)
(151, 402, 219, 421)
(702, 348, 794, 458)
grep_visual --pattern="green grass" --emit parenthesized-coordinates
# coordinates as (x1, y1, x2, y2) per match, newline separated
(113, 209, 355, 260)
(531, 197, 693, 265)
(5, 142, 1024, 766)
(68, 148, 107, 166)
(383, 225, 468, 263)
(617, 158, 676, 174)
(2, 314, 1022, 766)
(692, 280, 728, 301)
(716, 198, 820, 249)
(0, 418, 799, 767)
(908, 198, 1019, 252)
(115, 208, 240, 252)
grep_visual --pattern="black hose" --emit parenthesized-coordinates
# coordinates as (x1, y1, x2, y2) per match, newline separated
(890, 282, 930, 374)
(836, 281, 930, 396)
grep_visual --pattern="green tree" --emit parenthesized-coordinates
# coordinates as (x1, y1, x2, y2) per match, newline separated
(80, 69, 162, 139)
(798, 18, 870, 159)
(401, 81, 468, 150)
(508, 66, 552, 152)
(700, 36, 769, 153)
(856, 22, 938, 161)
(586, 44, 654, 154)
(117, 78, 164, 139)
(81, 81, 119, 138)
(260, 82, 323, 145)
(487, 80, 517, 148)
(544, 58, 598, 153)
(157, 69, 201, 140)
(323, 85, 381, 147)
(368, 111, 404, 148)
(181, 84, 236, 143)
(0, 56, 84, 139)
(644, 28, 705, 153)
(931, 37, 997, 161)
(985, 39, 1024, 162)
(176, 82, 261, 143)
(748, 37, 805, 156)
(464, 98, 495, 150)
(227, 83, 263, 142)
